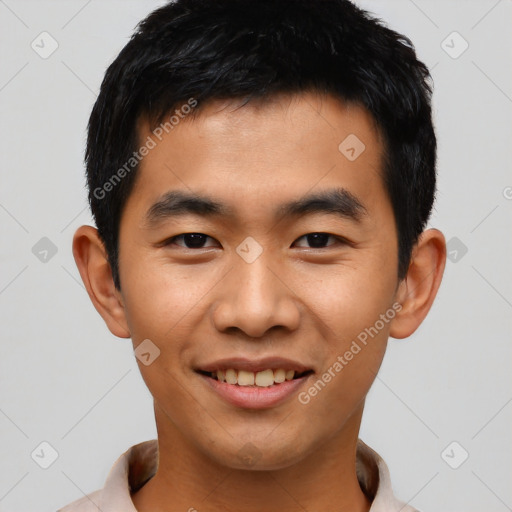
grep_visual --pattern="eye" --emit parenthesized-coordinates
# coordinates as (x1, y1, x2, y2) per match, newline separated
(164, 233, 218, 249)
(293, 232, 345, 249)
(162, 232, 347, 250)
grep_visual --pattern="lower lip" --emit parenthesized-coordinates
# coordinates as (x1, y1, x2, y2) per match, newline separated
(198, 372, 312, 409)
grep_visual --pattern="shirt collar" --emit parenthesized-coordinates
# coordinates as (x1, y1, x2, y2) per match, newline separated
(60, 439, 418, 512)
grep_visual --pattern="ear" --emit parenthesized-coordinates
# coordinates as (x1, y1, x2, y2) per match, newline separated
(72, 225, 131, 338)
(390, 228, 446, 339)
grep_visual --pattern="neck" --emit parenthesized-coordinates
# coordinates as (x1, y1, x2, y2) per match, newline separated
(132, 403, 371, 512)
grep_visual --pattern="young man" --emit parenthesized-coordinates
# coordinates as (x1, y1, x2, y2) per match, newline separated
(61, 0, 446, 510)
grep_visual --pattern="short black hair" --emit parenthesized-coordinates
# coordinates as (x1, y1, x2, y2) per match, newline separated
(85, 0, 436, 291)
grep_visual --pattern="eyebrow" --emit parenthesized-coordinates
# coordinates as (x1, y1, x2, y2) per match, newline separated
(143, 187, 367, 228)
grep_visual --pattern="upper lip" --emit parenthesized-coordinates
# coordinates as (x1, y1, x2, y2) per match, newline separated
(196, 357, 313, 374)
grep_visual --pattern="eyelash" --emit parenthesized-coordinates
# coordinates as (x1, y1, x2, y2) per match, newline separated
(162, 232, 349, 250)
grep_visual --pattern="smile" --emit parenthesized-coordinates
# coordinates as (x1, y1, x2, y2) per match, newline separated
(198, 368, 313, 387)
(196, 362, 314, 409)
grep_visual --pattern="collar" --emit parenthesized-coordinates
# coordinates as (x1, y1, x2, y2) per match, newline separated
(58, 439, 419, 512)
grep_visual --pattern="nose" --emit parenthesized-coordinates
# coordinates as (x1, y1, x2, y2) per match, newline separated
(211, 253, 301, 339)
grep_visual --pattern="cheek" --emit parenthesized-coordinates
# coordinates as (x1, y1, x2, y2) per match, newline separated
(299, 262, 397, 339)
(295, 259, 396, 407)
(120, 257, 212, 343)
(120, 259, 223, 401)
(299, 343, 385, 434)
(297, 290, 390, 429)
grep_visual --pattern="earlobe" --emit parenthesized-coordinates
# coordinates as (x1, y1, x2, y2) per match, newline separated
(389, 228, 446, 339)
(72, 225, 131, 339)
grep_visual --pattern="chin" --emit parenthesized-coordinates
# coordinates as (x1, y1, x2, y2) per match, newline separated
(206, 435, 310, 471)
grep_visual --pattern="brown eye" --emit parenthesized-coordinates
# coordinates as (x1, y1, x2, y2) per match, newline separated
(293, 233, 341, 249)
(165, 233, 217, 249)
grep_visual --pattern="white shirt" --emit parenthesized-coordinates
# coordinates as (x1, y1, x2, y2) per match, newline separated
(58, 439, 419, 512)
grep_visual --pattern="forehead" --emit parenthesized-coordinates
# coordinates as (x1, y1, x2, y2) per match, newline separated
(125, 92, 387, 227)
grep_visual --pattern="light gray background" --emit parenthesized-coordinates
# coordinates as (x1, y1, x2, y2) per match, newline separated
(0, 1, 511, 511)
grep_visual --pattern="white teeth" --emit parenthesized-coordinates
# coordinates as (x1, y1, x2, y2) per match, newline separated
(273, 368, 286, 383)
(225, 368, 237, 384)
(255, 369, 274, 387)
(238, 370, 255, 386)
(211, 369, 301, 386)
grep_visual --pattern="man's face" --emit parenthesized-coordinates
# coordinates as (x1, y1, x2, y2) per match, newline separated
(116, 92, 401, 469)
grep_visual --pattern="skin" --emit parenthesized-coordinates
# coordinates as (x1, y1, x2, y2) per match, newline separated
(73, 91, 446, 512)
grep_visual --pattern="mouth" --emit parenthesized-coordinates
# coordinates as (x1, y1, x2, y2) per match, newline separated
(196, 368, 314, 387)
(194, 358, 315, 409)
